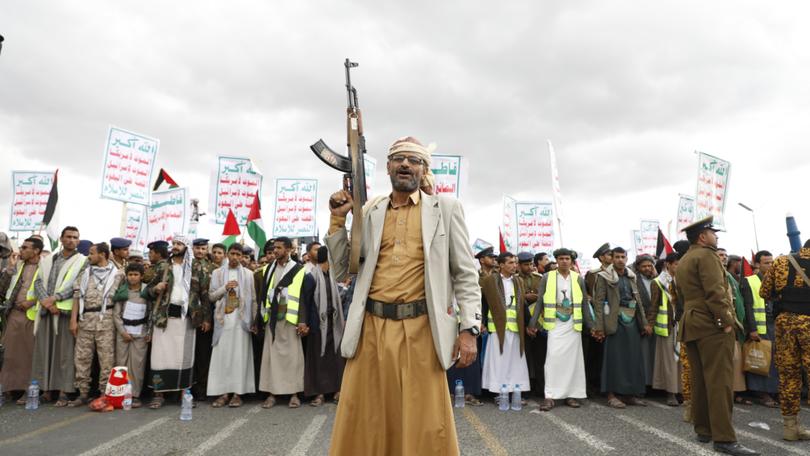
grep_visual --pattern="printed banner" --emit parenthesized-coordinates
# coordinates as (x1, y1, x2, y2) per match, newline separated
(100, 126, 159, 205)
(9, 171, 55, 231)
(676, 194, 696, 239)
(212, 156, 263, 225)
(146, 187, 187, 243)
(695, 152, 731, 230)
(124, 205, 147, 252)
(272, 179, 318, 237)
(501, 195, 518, 253)
(430, 155, 462, 198)
(364, 156, 377, 197)
(548, 140, 564, 226)
(515, 202, 554, 254)
(639, 220, 659, 256)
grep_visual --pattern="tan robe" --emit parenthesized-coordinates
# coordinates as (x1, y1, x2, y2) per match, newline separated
(0, 264, 37, 390)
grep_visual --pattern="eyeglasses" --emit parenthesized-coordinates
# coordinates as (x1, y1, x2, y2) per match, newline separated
(389, 155, 425, 166)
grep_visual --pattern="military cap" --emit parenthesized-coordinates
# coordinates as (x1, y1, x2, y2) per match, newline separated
(517, 252, 534, 263)
(553, 247, 575, 259)
(109, 237, 131, 250)
(77, 240, 93, 256)
(147, 240, 169, 250)
(592, 242, 611, 258)
(681, 216, 720, 235)
(192, 238, 209, 246)
(475, 246, 496, 260)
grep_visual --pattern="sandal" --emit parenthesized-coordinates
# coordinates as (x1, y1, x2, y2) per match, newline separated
(333, 392, 340, 404)
(228, 395, 242, 408)
(465, 396, 484, 407)
(131, 398, 143, 409)
(735, 396, 753, 406)
(262, 395, 276, 409)
(625, 397, 647, 407)
(16, 395, 26, 406)
(289, 395, 301, 409)
(67, 394, 88, 408)
(149, 396, 165, 409)
(565, 398, 581, 408)
(666, 395, 680, 407)
(54, 394, 71, 408)
(212, 394, 229, 408)
(310, 395, 324, 407)
(760, 395, 779, 408)
(538, 398, 555, 411)
(607, 397, 626, 409)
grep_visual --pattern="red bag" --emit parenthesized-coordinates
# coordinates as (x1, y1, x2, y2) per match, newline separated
(104, 366, 130, 409)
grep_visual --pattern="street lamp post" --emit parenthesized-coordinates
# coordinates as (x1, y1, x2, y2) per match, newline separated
(738, 202, 760, 252)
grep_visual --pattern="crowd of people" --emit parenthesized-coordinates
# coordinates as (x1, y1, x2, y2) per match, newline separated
(0, 229, 347, 410)
(1, 135, 809, 456)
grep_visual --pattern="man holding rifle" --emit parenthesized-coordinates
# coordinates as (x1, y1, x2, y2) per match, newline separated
(325, 136, 481, 455)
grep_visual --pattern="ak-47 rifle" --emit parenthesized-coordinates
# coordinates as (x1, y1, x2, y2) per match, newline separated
(311, 58, 368, 274)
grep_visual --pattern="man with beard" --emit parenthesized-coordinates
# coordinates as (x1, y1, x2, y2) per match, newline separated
(146, 235, 211, 409)
(635, 254, 657, 388)
(258, 236, 308, 409)
(68, 242, 119, 406)
(649, 252, 681, 406)
(326, 136, 480, 455)
(0, 237, 42, 405)
(583, 242, 611, 396)
(32, 226, 88, 407)
(191, 238, 214, 401)
(593, 247, 651, 408)
(741, 250, 779, 408)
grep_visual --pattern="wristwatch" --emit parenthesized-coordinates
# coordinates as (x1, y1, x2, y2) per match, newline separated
(462, 326, 480, 337)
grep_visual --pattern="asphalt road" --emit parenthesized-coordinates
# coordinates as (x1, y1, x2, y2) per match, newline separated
(1, 394, 809, 455)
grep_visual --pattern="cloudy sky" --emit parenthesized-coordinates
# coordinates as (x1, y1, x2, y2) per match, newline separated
(2, 1, 809, 265)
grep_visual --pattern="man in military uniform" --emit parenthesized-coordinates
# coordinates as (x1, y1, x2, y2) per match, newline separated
(675, 217, 758, 455)
(476, 247, 498, 284)
(191, 238, 214, 401)
(143, 240, 169, 284)
(109, 237, 131, 271)
(518, 251, 545, 396)
(760, 241, 810, 441)
(583, 242, 611, 396)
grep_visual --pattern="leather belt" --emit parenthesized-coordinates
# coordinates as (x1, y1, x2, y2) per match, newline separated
(366, 299, 427, 320)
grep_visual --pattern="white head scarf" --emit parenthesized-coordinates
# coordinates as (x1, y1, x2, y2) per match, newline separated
(172, 233, 194, 319)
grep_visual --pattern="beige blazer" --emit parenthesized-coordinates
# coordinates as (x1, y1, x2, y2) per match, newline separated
(325, 191, 482, 370)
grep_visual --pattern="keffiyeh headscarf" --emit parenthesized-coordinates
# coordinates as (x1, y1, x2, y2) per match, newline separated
(387, 136, 437, 193)
(172, 233, 194, 319)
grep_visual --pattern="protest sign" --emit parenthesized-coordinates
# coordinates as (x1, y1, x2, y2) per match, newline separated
(431, 155, 462, 198)
(100, 126, 158, 205)
(9, 171, 55, 231)
(212, 156, 263, 225)
(515, 202, 554, 253)
(146, 187, 187, 242)
(272, 179, 318, 238)
(695, 152, 731, 230)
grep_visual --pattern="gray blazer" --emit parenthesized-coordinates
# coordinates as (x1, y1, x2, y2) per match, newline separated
(325, 191, 482, 370)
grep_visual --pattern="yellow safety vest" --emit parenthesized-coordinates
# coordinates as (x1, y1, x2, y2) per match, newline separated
(263, 265, 306, 325)
(653, 279, 669, 337)
(55, 257, 86, 311)
(6, 265, 40, 321)
(542, 270, 583, 332)
(746, 275, 767, 335)
(487, 279, 519, 334)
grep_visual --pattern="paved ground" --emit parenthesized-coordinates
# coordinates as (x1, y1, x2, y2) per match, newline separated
(1, 394, 809, 455)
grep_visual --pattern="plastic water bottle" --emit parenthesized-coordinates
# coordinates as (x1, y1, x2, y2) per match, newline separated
(511, 384, 522, 411)
(454, 380, 465, 408)
(180, 389, 193, 421)
(26, 380, 39, 410)
(498, 384, 509, 411)
(122, 381, 133, 411)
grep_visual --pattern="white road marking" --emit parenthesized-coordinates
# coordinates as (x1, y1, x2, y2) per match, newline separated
(288, 414, 328, 456)
(615, 414, 716, 456)
(532, 410, 615, 453)
(187, 405, 261, 456)
(77, 416, 171, 456)
(736, 428, 808, 456)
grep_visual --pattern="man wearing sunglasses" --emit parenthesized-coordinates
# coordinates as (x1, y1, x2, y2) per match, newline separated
(326, 136, 481, 455)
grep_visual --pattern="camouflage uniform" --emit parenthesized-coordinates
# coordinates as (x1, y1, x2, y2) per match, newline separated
(191, 257, 214, 397)
(145, 259, 210, 329)
(761, 248, 810, 417)
(73, 271, 122, 394)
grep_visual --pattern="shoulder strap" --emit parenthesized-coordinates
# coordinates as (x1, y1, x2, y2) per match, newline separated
(787, 255, 810, 288)
(275, 264, 304, 290)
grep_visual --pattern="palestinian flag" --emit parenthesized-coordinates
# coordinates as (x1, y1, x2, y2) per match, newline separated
(499, 228, 507, 254)
(655, 228, 674, 259)
(153, 168, 178, 191)
(246, 193, 266, 252)
(222, 208, 241, 248)
(742, 257, 754, 277)
(42, 170, 59, 250)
